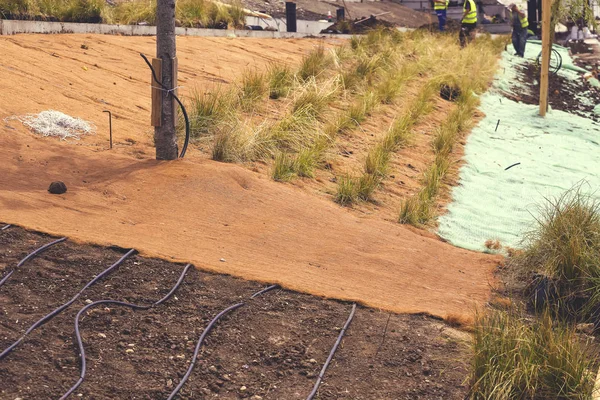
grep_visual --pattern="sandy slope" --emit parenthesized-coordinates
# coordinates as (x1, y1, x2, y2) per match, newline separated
(0, 34, 499, 318)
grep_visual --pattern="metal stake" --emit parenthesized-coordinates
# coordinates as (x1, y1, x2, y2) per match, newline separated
(103, 110, 112, 149)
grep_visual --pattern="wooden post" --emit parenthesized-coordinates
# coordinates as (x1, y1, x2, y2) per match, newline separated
(150, 58, 162, 127)
(155, 0, 178, 160)
(539, 0, 551, 116)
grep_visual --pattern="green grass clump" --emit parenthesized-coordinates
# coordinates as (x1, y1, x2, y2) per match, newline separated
(267, 64, 293, 100)
(239, 69, 267, 111)
(335, 175, 358, 206)
(292, 79, 336, 118)
(271, 148, 319, 181)
(512, 187, 600, 320)
(298, 46, 332, 82)
(470, 309, 595, 400)
(272, 152, 297, 181)
(189, 87, 234, 138)
(364, 143, 389, 177)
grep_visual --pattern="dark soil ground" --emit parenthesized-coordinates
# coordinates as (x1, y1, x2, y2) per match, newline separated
(0, 226, 471, 399)
(512, 48, 600, 121)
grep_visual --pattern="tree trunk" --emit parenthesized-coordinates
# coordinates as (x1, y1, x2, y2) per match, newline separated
(155, 0, 178, 160)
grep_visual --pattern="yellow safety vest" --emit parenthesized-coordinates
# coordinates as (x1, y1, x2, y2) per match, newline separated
(462, 0, 477, 23)
(520, 15, 529, 28)
(434, 0, 449, 11)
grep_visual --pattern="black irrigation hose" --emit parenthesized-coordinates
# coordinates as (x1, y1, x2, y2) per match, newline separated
(505, 162, 521, 171)
(306, 303, 357, 400)
(167, 302, 245, 400)
(140, 53, 190, 159)
(60, 264, 193, 400)
(536, 48, 563, 75)
(167, 284, 279, 400)
(0, 237, 67, 289)
(1, 224, 11, 231)
(0, 249, 136, 361)
(250, 284, 280, 298)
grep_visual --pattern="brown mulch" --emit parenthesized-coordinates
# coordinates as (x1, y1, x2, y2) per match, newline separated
(514, 62, 600, 121)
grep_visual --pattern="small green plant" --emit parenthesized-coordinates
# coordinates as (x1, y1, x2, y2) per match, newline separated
(189, 87, 233, 138)
(239, 69, 267, 111)
(267, 63, 293, 100)
(470, 309, 595, 399)
(292, 80, 335, 118)
(335, 175, 358, 205)
(364, 143, 389, 177)
(298, 45, 332, 81)
(295, 147, 318, 178)
(398, 191, 431, 225)
(272, 152, 298, 181)
(356, 173, 380, 201)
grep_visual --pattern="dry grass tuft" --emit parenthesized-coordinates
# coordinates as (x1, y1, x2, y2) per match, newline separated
(470, 309, 595, 399)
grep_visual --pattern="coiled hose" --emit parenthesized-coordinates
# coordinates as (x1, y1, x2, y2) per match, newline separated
(166, 284, 279, 400)
(306, 303, 357, 400)
(60, 264, 193, 400)
(0, 249, 136, 361)
(140, 53, 190, 159)
(0, 237, 67, 289)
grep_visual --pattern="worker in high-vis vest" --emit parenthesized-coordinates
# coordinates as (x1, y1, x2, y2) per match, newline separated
(433, 0, 449, 31)
(460, 0, 477, 47)
(509, 3, 528, 57)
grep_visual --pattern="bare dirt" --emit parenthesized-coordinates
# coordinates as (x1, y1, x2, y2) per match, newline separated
(0, 33, 500, 321)
(1, 226, 471, 399)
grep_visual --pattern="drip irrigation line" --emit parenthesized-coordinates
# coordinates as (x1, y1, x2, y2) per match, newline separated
(0, 237, 67, 289)
(505, 162, 521, 170)
(140, 53, 190, 159)
(1, 224, 11, 231)
(306, 303, 357, 400)
(0, 249, 136, 361)
(495, 119, 500, 132)
(166, 302, 244, 400)
(60, 264, 193, 400)
(250, 284, 279, 298)
(167, 284, 278, 400)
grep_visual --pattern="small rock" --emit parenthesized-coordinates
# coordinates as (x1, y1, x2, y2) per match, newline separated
(84, 299, 93, 304)
(127, 343, 135, 347)
(240, 385, 247, 392)
(220, 258, 226, 262)
(308, 358, 317, 364)
(251, 396, 263, 400)
(166, 379, 173, 388)
(98, 333, 107, 339)
(222, 374, 231, 381)
(125, 349, 134, 354)
(208, 365, 218, 373)
(48, 181, 67, 195)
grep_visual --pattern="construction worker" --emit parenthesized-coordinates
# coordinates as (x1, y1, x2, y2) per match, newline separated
(509, 4, 528, 57)
(433, 0, 449, 31)
(460, 0, 477, 47)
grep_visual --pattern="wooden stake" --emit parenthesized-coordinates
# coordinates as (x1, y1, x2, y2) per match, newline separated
(539, 0, 551, 116)
(151, 58, 162, 127)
